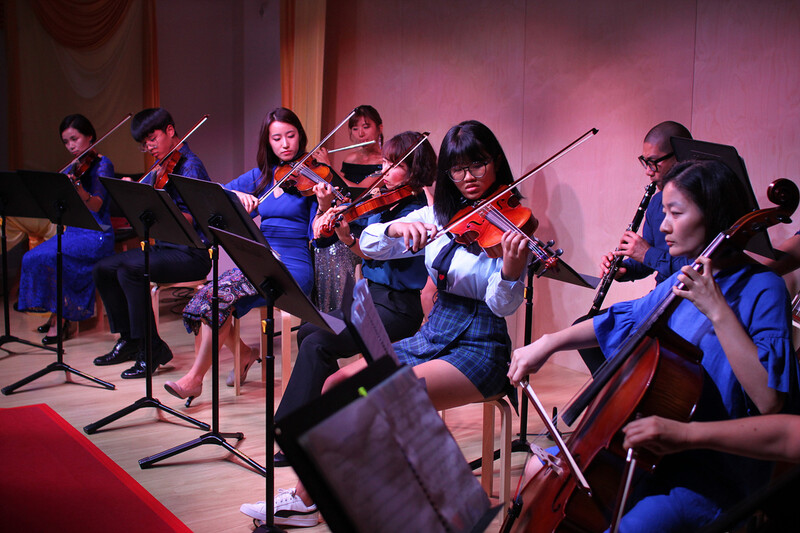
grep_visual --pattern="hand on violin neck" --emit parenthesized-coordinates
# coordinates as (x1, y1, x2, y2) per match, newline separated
(500, 230, 530, 281)
(313, 182, 336, 211)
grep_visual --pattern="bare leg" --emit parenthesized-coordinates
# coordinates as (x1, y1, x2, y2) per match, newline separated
(171, 319, 232, 389)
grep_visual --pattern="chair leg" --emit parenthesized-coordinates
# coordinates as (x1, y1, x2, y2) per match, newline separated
(232, 315, 242, 396)
(281, 310, 293, 394)
(481, 398, 513, 507)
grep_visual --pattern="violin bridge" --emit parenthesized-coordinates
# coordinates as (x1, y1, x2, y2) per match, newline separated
(529, 443, 563, 476)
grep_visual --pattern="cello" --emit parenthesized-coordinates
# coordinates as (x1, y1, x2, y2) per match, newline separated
(509, 178, 799, 533)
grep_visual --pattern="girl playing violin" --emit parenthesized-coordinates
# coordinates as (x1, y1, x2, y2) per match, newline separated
(240, 120, 531, 527)
(92, 108, 212, 378)
(508, 160, 800, 533)
(17, 114, 115, 343)
(164, 107, 319, 402)
(312, 105, 384, 312)
(269, 131, 435, 462)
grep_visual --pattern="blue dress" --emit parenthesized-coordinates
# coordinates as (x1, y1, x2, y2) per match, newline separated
(17, 156, 115, 321)
(182, 167, 316, 333)
(594, 263, 800, 532)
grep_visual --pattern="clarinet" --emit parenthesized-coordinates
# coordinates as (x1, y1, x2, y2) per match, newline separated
(586, 181, 657, 317)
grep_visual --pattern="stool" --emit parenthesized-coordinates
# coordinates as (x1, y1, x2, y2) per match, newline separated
(150, 279, 207, 327)
(226, 306, 299, 396)
(478, 394, 513, 507)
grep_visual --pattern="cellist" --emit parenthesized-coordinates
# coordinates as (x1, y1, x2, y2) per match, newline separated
(509, 159, 800, 532)
(92, 108, 212, 379)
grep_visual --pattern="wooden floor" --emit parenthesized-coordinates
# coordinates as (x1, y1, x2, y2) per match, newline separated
(0, 289, 590, 532)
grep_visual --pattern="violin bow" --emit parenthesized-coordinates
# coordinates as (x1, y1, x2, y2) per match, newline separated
(347, 131, 431, 206)
(436, 128, 598, 239)
(257, 108, 358, 204)
(138, 114, 209, 183)
(59, 113, 133, 173)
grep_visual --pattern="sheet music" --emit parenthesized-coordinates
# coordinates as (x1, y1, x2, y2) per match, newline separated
(350, 279, 399, 364)
(298, 366, 489, 532)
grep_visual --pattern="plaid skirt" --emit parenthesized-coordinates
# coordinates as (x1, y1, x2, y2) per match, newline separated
(393, 291, 513, 399)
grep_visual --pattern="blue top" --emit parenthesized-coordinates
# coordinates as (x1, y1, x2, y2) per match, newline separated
(621, 190, 692, 284)
(224, 167, 317, 294)
(68, 154, 114, 228)
(350, 194, 429, 291)
(595, 263, 799, 504)
(140, 143, 211, 241)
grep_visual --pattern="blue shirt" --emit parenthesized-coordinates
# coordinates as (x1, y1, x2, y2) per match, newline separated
(67, 154, 114, 229)
(621, 190, 692, 284)
(140, 143, 210, 241)
(350, 194, 429, 291)
(359, 205, 525, 317)
(595, 263, 799, 502)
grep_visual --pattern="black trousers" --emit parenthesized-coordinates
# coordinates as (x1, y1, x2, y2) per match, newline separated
(275, 282, 424, 421)
(92, 245, 211, 341)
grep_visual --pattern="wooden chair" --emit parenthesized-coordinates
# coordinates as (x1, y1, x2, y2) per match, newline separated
(150, 279, 208, 327)
(478, 394, 514, 508)
(225, 306, 299, 396)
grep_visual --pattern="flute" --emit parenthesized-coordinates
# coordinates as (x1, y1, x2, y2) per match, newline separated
(327, 140, 375, 153)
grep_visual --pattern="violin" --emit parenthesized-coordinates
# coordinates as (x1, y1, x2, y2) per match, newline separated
(153, 150, 183, 189)
(138, 114, 209, 188)
(509, 178, 800, 533)
(319, 184, 417, 237)
(447, 186, 539, 258)
(69, 149, 100, 186)
(274, 156, 347, 203)
(257, 109, 363, 205)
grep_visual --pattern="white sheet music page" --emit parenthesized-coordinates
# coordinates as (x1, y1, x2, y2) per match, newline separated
(350, 279, 399, 364)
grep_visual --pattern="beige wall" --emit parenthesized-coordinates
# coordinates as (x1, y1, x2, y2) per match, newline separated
(321, 0, 800, 371)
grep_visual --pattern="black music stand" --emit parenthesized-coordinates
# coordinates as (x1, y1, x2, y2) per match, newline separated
(136, 176, 293, 477)
(672, 137, 774, 258)
(207, 227, 344, 532)
(0, 171, 57, 353)
(2, 170, 114, 394)
(82, 178, 210, 434)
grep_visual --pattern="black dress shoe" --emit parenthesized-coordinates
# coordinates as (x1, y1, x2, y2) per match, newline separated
(120, 340, 173, 379)
(42, 320, 71, 345)
(37, 321, 52, 333)
(273, 451, 290, 467)
(93, 339, 140, 366)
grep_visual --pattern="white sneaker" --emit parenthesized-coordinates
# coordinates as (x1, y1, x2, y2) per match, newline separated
(240, 489, 319, 527)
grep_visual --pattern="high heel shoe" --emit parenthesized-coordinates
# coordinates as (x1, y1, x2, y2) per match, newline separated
(164, 380, 202, 407)
(42, 320, 72, 345)
(37, 321, 53, 333)
(227, 348, 260, 387)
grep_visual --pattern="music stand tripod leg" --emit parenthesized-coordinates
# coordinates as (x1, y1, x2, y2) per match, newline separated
(2, 215, 114, 394)
(254, 280, 286, 532)
(84, 215, 210, 434)
(137, 239, 264, 475)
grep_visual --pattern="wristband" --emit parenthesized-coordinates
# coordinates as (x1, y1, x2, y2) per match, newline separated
(345, 234, 358, 248)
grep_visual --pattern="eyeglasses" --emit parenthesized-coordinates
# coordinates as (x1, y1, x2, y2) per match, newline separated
(448, 161, 489, 182)
(139, 131, 162, 153)
(638, 152, 674, 172)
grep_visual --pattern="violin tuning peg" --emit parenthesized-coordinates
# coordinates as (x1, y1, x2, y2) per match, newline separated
(555, 249, 564, 256)
(546, 240, 555, 247)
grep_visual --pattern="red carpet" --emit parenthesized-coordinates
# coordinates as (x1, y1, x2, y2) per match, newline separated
(0, 404, 190, 532)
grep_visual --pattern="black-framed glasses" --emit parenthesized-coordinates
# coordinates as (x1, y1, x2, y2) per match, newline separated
(638, 152, 674, 172)
(448, 161, 489, 182)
